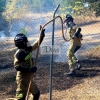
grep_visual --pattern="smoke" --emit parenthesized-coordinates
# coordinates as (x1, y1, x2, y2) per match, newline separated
(53, 43, 84, 63)
(10, 31, 18, 37)
(0, 31, 6, 39)
(54, 42, 70, 62)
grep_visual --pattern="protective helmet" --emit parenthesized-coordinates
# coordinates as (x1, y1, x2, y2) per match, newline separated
(64, 14, 74, 24)
(66, 14, 74, 22)
(14, 34, 28, 49)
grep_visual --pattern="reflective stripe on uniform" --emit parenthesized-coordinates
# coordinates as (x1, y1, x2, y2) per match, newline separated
(69, 61, 74, 66)
(24, 52, 32, 60)
(25, 52, 33, 68)
(67, 51, 72, 56)
(16, 93, 23, 98)
(68, 51, 72, 55)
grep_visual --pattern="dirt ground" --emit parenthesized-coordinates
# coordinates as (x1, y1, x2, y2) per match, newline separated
(0, 17, 100, 100)
(0, 42, 100, 100)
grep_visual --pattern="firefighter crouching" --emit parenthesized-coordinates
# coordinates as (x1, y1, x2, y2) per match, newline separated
(14, 28, 45, 100)
(64, 14, 83, 76)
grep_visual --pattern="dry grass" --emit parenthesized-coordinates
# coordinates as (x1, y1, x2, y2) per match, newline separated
(0, 16, 100, 100)
(0, 46, 100, 100)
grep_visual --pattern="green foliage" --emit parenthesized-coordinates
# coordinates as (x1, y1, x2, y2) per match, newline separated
(86, 0, 100, 17)
(31, 0, 40, 9)
(86, 0, 98, 3)
(3, 0, 31, 21)
(3, 0, 48, 21)
(95, 1, 100, 17)
(1, 0, 100, 21)
(73, 1, 84, 15)
(59, 0, 84, 17)
(59, 0, 100, 17)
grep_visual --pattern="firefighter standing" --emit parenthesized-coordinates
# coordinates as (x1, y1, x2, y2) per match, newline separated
(14, 28, 45, 100)
(64, 14, 83, 76)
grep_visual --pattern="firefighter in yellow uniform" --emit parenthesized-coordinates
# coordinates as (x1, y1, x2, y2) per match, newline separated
(64, 14, 83, 76)
(14, 28, 45, 100)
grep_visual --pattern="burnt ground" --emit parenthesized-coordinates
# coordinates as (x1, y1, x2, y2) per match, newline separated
(0, 43, 100, 100)
(0, 16, 100, 100)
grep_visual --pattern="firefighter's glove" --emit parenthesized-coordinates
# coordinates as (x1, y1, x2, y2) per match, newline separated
(40, 25, 45, 44)
(29, 67, 37, 73)
(80, 34, 83, 38)
(71, 28, 81, 39)
(75, 27, 81, 38)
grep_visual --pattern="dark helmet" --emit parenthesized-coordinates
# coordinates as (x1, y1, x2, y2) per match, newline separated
(14, 34, 28, 49)
(66, 14, 74, 21)
(64, 14, 74, 24)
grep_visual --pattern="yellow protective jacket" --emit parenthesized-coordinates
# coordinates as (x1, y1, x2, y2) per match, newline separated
(67, 25, 82, 46)
(14, 40, 39, 77)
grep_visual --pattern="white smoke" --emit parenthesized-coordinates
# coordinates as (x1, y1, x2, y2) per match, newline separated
(0, 31, 6, 39)
(54, 42, 70, 62)
(10, 31, 18, 37)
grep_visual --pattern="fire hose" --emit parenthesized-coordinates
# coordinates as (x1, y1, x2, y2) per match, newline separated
(25, 15, 70, 100)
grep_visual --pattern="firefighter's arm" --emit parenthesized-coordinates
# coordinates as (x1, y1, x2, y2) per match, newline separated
(32, 27, 45, 51)
(39, 25, 45, 44)
(31, 41, 39, 51)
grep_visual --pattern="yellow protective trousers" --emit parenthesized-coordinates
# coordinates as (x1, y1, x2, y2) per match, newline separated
(67, 43, 81, 71)
(16, 72, 39, 99)
(66, 25, 82, 72)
